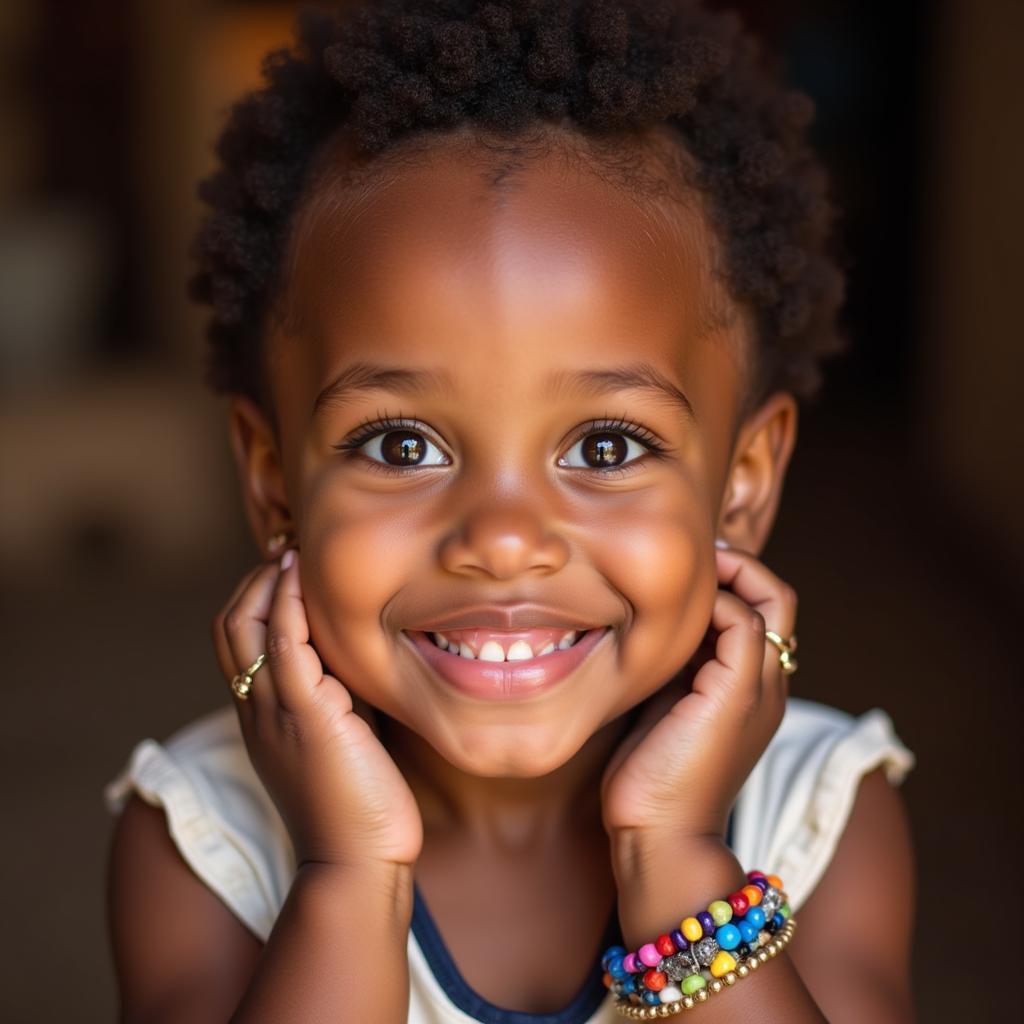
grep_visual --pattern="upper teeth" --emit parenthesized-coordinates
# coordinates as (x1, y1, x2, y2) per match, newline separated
(430, 631, 578, 660)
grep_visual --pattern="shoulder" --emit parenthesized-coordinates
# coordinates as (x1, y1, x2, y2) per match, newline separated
(786, 765, 916, 1021)
(108, 793, 263, 1023)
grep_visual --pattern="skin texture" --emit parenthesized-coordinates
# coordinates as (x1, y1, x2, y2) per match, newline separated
(108, 127, 915, 1021)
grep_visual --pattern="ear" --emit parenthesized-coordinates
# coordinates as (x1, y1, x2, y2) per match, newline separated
(226, 395, 294, 556)
(716, 391, 798, 556)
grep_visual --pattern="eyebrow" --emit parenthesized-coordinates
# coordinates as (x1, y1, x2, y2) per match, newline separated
(545, 363, 696, 423)
(313, 359, 695, 423)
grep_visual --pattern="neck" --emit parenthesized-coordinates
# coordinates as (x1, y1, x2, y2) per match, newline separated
(379, 708, 640, 855)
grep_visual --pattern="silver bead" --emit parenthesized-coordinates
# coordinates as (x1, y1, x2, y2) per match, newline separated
(692, 936, 720, 966)
(761, 886, 782, 918)
(661, 953, 695, 981)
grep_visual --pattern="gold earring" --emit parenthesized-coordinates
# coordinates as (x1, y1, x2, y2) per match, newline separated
(266, 530, 295, 555)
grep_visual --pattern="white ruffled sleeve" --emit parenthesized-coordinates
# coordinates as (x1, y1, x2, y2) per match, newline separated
(104, 706, 294, 941)
(730, 697, 916, 913)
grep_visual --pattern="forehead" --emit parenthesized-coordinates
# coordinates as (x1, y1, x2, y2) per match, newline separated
(268, 125, 746, 415)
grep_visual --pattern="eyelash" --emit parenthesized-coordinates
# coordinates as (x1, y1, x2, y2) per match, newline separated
(332, 411, 673, 478)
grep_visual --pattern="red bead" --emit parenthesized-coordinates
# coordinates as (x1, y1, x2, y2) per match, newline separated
(643, 969, 667, 991)
(655, 934, 676, 956)
(727, 891, 749, 915)
(747, 870, 767, 882)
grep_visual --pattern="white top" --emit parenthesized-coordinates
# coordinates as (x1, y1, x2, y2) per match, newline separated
(104, 697, 915, 1024)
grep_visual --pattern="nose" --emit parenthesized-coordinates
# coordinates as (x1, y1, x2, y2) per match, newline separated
(438, 502, 571, 580)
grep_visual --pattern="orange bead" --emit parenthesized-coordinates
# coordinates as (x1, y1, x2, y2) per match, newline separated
(766, 874, 784, 890)
(741, 884, 763, 906)
(603, 971, 613, 989)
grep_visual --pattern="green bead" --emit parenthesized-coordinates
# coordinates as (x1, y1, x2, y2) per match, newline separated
(779, 903, 791, 919)
(708, 900, 733, 926)
(682, 974, 707, 994)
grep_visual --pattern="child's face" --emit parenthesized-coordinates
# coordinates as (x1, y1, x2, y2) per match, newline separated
(239, 128, 792, 777)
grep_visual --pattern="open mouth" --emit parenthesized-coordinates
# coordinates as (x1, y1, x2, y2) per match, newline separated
(401, 625, 612, 699)
(419, 628, 590, 662)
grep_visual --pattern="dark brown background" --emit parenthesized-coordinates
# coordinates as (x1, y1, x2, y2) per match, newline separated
(1, 1, 1020, 1020)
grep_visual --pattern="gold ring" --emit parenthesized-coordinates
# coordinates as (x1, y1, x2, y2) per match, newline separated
(765, 631, 798, 675)
(230, 652, 267, 700)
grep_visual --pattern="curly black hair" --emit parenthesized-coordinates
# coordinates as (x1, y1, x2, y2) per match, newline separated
(189, 0, 846, 417)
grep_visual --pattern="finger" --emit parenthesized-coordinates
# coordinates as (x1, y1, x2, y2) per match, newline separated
(714, 546, 797, 687)
(212, 563, 269, 684)
(265, 550, 332, 712)
(714, 546, 797, 639)
(691, 589, 768, 719)
(221, 560, 283, 713)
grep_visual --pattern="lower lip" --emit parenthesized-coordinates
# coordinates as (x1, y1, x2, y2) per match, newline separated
(403, 627, 611, 700)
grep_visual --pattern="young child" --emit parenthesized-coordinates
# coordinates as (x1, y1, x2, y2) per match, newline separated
(104, 2, 917, 1020)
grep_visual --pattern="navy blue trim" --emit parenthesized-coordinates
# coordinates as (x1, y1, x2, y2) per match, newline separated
(410, 807, 736, 1024)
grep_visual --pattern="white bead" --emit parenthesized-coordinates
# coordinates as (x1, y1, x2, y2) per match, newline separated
(658, 985, 683, 1003)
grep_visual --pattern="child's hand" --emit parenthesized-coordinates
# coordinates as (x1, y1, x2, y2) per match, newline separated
(212, 550, 424, 871)
(599, 543, 795, 843)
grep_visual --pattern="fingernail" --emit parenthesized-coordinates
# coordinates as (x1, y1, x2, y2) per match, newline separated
(281, 548, 296, 570)
(714, 537, 730, 549)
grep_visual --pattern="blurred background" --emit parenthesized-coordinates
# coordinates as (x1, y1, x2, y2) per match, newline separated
(1, 0, 1020, 1019)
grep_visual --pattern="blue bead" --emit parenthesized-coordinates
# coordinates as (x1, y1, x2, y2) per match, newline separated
(602, 945, 627, 971)
(643, 990, 662, 1005)
(715, 923, 741, 950)
(621, 976, 637, 994)
(697, 911, 716, 937)
(608, 956, 628, 979)
(669, 928, 689, 951)
(772, 912, 785, 929)
(744, 906, 766, 929)
(738, 918, 760, 944)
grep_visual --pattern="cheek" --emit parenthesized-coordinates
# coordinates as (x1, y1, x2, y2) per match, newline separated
(592, 492, 717, 676)
(299, 481, 419, 684)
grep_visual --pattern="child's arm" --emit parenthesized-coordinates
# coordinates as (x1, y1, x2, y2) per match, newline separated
(108, 795, 413, 1023)
(107, 550, 422, 1022)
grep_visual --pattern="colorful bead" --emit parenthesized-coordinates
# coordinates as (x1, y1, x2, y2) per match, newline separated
(708, 900, 733, 926)
(740, 884, 763, 907)
(746, 870, 767, 882)
(669, 928, 689, 951)
(620, 975, 637, 994)
(655, 934, 676, 956)
(744, 906, 766, 930)
(602, 945, 627, 970)
(681, 917, 704, 943)
(715, 923, 741, 950)
(727, 891, 749, 916)
(603, 971, 613, 989)
(642, 969, 667, 991)
(642, 989, 661, 1005)
(622, 953, 639, 974)
(737, 918, 760, 944)
(779, 902, 791, 920)
(697, 911, 716, 936)
(659, 985, 683, 1004)
(638, 943, 661, 968)
(710, 951, 737, 978)
(750, 877, 769, 892)
(608, 956, 628, 979)
(681, 974, 707, 995)
(767, 874, 784, 890)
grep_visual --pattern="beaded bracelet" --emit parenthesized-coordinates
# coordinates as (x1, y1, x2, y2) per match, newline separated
(601, 870, 796, 1017)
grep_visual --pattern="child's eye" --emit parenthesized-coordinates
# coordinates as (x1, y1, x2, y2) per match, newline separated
(333, 416, 450, 474)
(557, 418, 672, 475)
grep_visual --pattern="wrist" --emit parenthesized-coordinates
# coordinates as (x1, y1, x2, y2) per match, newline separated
(611, 832, 747, 950)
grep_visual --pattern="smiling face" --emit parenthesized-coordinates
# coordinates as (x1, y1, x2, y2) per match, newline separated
(230, 124, 796, 778)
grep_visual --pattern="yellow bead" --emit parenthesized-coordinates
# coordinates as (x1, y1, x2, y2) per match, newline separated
(709, 951, 737, 978)
(681, 917, 704, 942)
